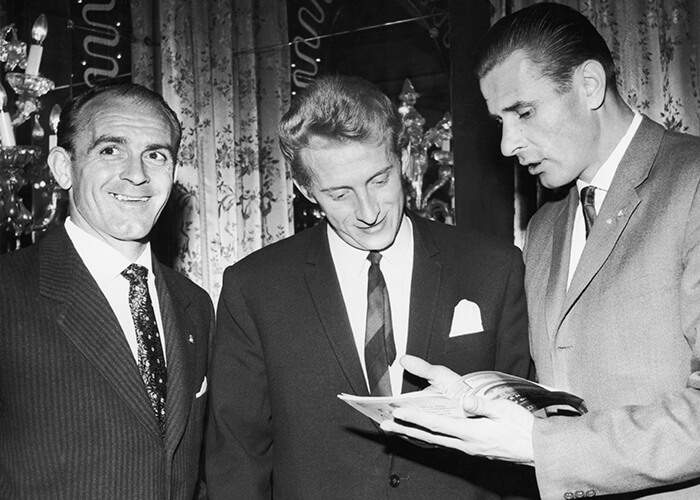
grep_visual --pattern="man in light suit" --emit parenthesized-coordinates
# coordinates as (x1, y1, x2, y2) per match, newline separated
(381, 3, 700, 499)
(206, 75, 535, 499)
(0, 83, 213, 498)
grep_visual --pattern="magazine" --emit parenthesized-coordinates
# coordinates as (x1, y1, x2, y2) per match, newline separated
(338, 371, 587, 425)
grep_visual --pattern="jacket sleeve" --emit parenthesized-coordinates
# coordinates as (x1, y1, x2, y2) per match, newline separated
(205, 267, 273, 499)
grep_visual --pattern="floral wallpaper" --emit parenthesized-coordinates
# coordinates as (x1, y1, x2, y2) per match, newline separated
(130, 0, 293, 303)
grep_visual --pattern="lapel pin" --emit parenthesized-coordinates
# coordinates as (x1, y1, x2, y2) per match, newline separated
(188, 334, 194, 344)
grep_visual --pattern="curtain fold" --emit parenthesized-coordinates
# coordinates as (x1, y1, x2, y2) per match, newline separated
(130, 0, 293, 302)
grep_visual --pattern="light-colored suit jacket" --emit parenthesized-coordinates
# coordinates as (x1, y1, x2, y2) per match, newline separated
(524, 117, 700, 500)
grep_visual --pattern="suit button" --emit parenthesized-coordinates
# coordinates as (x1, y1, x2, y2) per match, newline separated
(564, 493, 574, 500)
(585, 490, 596, 497)
(389, 473, 400, 487)
(575, 492, 585, 498)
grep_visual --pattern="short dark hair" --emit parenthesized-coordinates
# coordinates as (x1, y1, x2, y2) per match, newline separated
(278, 75, 401, 188)
(475, 3, 616, 93)
(57, 82, 182, 158)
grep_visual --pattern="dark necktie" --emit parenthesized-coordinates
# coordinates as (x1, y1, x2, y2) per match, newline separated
(121, 264, 167, 433)
(364, 251, 396, 396)
(580, 186, 597, 238)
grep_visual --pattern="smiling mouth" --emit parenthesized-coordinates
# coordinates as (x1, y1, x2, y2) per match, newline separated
(110, 193, 150, 202)
(358, 215, 386, 231)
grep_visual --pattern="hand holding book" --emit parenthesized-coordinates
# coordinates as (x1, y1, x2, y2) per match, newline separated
(339, 355, 587, 464)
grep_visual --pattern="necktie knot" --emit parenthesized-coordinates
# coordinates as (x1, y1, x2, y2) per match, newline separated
(367, 251, 382, 266)
(122, 263, 148, 284)
(580, 185, 596, 209)
(580, 186, 597, 238)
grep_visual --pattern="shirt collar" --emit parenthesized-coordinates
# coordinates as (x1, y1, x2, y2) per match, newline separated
(327, 215, 412, 276)
(64, 216, 153, 282)
(576, 111, 642, 194)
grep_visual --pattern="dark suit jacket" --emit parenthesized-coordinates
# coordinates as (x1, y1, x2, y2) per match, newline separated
(0, 226, 214, 499)
(206, 214, 534, 499)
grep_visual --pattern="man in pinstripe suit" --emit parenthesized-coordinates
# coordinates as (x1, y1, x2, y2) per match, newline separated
(0, 83, 213, 499)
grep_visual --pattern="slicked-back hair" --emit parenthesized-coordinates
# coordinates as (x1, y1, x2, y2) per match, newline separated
(57, 82, 182, 159)
(475, 3, 616, 94)
(278, 75, 401, 188)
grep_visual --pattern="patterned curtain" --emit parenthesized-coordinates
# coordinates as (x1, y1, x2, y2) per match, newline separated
(502, 0, 700, 135)
(130, 0, 293, 302)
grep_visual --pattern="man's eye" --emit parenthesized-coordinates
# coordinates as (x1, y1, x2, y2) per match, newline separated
(330, 190, 349, 201)
(145, 150, 168, 162)
(373, 175, 389, 186)
(100, 146, 119, 155)
(518, 109, 533, 119)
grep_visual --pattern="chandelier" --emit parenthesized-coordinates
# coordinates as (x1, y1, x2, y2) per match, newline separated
(0, 14, 58, 253)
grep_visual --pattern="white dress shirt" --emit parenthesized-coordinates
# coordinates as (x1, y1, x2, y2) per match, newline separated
(64, 217, 167, 364)
(327, 215, 414, 395)
(567, 112, 643, 288)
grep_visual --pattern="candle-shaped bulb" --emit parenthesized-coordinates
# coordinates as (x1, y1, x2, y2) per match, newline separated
(32, 114, 45, 142)
(32, 14, 48, 44)
(26, 14, 48, 75)
(0, 84, 16, 146)
(49, 103, 61, 134)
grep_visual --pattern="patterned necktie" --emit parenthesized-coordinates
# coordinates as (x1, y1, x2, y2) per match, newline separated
(121, 264, 167, 433)
(364, 251, 396, 396)
(580, 186, 597, 238)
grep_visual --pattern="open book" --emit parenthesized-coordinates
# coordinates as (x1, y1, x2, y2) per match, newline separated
(338, 371, 587, 425)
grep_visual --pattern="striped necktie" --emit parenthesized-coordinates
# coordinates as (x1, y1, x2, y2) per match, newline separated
(364, 251, 396, 396)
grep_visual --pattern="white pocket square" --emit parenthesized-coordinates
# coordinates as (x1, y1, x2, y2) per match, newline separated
(195, 376, 207, 398)
(448, 299, 484, 337)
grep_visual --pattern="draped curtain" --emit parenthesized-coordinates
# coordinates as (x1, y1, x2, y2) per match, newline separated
(130, 0, 293, 302)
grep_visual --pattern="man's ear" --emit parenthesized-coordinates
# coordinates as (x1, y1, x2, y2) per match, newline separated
(580, 59, 607, 110)
(294, 179, 318, 204)
(47, 147, 74, 190)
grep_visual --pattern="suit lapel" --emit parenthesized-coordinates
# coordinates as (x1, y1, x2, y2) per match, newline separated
(304, 223, 368, 396)
(558, 117, 663, 329)
(40, 228, 161, 438)
(403, 215, 442, 392)
(544, 189, 577, 339)
(154, 261, 196, 456)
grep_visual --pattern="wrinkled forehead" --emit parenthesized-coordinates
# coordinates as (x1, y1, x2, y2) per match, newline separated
(76, 95, 177, 146)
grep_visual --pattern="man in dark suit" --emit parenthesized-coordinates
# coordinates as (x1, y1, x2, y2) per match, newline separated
(381, 4, 700, 499)
(206, 75, 533, 499)
(0, 83, 213, 499)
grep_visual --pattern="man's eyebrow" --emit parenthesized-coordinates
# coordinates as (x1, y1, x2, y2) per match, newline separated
(88, 135, 175, 157)
(87, 135, 126, 153)
(488, 100, 536, 121)
(503, 100, 535, 114)
(318, 164, 393, 193)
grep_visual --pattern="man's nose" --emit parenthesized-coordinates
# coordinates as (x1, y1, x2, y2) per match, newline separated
(500, 122, 524, 158)
(120, 155, 149, 184)
(355, 190, 379, 225)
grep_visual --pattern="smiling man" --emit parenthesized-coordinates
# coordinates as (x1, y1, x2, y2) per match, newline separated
(206, 75, 534, 499)
(0, 83, 214, 498)
(380, 4, 700, 499)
